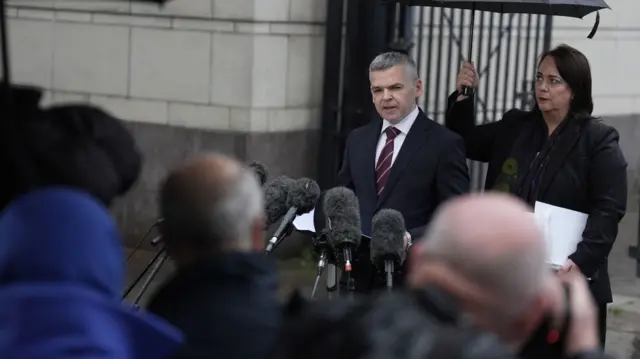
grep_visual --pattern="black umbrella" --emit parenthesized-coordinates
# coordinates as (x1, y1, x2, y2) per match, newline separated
(394, 0, 610, 94)
(0, 0, 172, 98)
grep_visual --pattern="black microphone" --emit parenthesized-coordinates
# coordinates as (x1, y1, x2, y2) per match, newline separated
(248, 161, 268, 186)
(264, 175, 295, 227)
(265, 177, 320, 253)
(324, 187, 361, 276)
(370, 209, 407, 291)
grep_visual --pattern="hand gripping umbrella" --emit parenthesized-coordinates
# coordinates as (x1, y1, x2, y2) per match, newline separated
(392, 0, 610, 95)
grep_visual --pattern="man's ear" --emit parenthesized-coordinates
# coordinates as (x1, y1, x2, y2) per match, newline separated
(415, 78, 423, 98)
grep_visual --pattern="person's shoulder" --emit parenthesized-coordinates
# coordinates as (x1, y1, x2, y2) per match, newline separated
(345, 121, 378, 143)
(421, 117, 468, 151)
(574, 116, 622, 157)
(583, 117, 620, 141)
(498, 108, 532, 128)
(420, 113, 462, 140)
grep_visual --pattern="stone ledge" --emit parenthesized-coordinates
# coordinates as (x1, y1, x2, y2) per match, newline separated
(7, 4, 326, 36)
(41, 91, 321, 133)
(8, 0, 328, 22)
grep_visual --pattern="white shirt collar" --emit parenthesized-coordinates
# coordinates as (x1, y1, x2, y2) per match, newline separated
(381, 105, 419, 135)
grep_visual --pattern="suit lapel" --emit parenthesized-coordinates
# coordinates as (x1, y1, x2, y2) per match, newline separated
(360, 120, 382, 202)
(375, 110, 430, 210)
(538, 118, 588, 199)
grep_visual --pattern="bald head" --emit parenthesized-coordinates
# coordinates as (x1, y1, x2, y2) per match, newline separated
(160, 153, 264, 262)
(415, 193, 548, 320)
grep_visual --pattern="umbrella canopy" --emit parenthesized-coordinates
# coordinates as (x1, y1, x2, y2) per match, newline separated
(395, 0, 610, 17)
(392, 0, 609, 95)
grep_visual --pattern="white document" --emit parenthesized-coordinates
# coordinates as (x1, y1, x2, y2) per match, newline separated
(292, 209, 316, 233)
(533, 201, 588, 267)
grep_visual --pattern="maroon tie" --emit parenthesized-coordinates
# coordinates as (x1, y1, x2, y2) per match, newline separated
(376, 126, 400, 196)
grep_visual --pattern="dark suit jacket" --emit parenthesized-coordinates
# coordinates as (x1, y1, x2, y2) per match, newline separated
(146, 253, 281, 359)
(445, 93, 627, 304)
(335, 108, 470, 292)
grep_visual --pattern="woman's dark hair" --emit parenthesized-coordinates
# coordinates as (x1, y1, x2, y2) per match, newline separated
(536, 44, 594, 117)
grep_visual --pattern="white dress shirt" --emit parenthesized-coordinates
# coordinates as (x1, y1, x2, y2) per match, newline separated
(375, 106, 420, 167)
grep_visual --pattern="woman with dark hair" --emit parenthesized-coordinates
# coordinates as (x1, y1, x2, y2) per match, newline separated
(445, 44, 626, 355)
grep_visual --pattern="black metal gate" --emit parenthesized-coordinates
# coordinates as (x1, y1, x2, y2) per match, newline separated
(317, 1, 553, 190)
(410, 7, 553, 189)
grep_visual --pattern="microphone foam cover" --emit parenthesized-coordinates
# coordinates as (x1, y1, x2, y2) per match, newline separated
(370, 208, 407, 266)
(264, 175, 294, 226)
(287, 178, 321, 214)
(323, 187, 361, 249)
(248, 161, 268, 186)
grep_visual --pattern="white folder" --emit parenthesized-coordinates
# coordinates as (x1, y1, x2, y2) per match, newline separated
(533, 201, 588, 267)
(292, 209, 316, 233)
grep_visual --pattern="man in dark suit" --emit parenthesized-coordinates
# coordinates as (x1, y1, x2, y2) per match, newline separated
(335, 52, 470, 292)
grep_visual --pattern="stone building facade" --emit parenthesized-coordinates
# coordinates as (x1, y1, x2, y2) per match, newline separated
(5, 0, 327, 246)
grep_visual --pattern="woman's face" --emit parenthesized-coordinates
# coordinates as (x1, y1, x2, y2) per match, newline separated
(535, 56, 573, 115)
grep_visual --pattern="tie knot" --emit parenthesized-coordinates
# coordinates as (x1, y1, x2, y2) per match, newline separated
(385, 126, 400, 140)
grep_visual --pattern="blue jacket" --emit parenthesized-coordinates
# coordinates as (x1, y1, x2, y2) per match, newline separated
(0, 187, 183, 359)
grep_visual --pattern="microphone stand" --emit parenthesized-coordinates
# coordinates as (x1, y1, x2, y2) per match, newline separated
(125, 218, 162, 265)
(130, 246, 168, 308)
(342, 246, 355, 300)
(311, 251, 326, 299)
(122, 221, 170, 307)
(310, 230, 332, 299)
(384, 260, 394, 292)
(326, 264, 338, 300)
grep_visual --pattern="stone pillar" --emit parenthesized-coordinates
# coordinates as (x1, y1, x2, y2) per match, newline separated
(5, 0, 327, 246)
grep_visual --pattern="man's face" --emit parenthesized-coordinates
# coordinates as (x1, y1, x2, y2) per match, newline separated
(369, 64, 422, 123)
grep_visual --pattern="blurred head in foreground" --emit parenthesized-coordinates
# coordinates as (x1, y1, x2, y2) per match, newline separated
(159, 153, 265, 268)
(409, 193, 550, 347)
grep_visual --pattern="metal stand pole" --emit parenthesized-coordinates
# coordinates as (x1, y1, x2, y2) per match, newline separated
(131, 247, 168, 307)
(326, 264, 337, 300)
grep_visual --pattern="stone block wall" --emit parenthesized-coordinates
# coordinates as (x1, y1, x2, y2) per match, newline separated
(4, 0, 327, 247)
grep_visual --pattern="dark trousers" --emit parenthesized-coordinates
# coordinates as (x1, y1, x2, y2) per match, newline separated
(598, 303, 607, 348)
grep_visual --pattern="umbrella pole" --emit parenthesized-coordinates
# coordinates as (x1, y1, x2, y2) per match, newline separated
(467, 5, 475, 63)
(462, 5, 475, 96)
(0, 0, 10, 91)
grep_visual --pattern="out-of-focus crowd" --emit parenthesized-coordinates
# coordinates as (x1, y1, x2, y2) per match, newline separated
(0, 83, 614, 359)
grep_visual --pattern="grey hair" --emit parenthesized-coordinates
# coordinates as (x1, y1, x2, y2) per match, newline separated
(369, 52, 419, 81)
(419, 213, 548, 323)
(207, 166, 264, 248)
